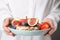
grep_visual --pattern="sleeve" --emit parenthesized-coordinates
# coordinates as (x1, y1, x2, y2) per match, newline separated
(0, 0, 13, 18)
(0, 0, 13, 30)
(45, 1, 60, 31)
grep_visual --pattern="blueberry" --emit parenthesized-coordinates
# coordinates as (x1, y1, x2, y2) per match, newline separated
(9, 25, 16, 29)
(22, 22, 28, 26)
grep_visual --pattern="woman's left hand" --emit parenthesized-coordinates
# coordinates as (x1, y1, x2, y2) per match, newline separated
(42, 18, 55, 37)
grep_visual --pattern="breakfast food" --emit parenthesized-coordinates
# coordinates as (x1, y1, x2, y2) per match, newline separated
(40, 22, 50, 30)
(11, 17, 50, 30)
(11, 18, 21, 26)
(28, 18, 38, 26)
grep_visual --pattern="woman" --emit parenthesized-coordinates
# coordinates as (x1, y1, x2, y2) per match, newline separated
(0, 0, 60, 40)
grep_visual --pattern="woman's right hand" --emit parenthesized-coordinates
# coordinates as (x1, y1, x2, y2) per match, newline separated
(3, 18, 16, 37)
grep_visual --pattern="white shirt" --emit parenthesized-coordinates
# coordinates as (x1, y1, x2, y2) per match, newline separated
(2, 0, 49, 22)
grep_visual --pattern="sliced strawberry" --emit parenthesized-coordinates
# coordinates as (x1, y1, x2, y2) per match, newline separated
(40, 22, 50, 30)
(12, 20, 21, 26)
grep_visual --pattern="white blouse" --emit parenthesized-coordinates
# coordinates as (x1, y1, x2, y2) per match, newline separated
(7, 0, 48, 22)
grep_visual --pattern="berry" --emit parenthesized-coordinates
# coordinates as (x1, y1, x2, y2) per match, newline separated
(9, 25, 16, 29)
(21, 22, 28, 26)
(40, 22, 50, 30)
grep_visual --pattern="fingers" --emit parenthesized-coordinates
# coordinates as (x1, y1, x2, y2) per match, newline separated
(3, 26, 16, 37)
(3, 18, 15, 37)
(6, 31, 16, 37)
(44, 28, 55, 37)
(42, 18, 55, 37)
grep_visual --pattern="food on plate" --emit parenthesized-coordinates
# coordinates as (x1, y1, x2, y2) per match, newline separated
(19, 19, 27, 23)
(34, 27, 39, 30)
(16, 26, 30, 30)
(40, 22, 50, 30)
(12, 20, 21, 26)
(37, 23, 42, 30)
(29, 27, 34, 30)
(11, 17, 50, 30)
(21, 22, 28, 26)
(9, 25, 16, 29)
(28, 18, 38, 26)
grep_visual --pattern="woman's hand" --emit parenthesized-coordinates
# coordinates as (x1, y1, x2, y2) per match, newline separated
(42, 18, 55, 37)
(3, 18, 15, 37)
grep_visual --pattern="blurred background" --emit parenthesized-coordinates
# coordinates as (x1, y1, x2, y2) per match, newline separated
(52, 21, 60, 40)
